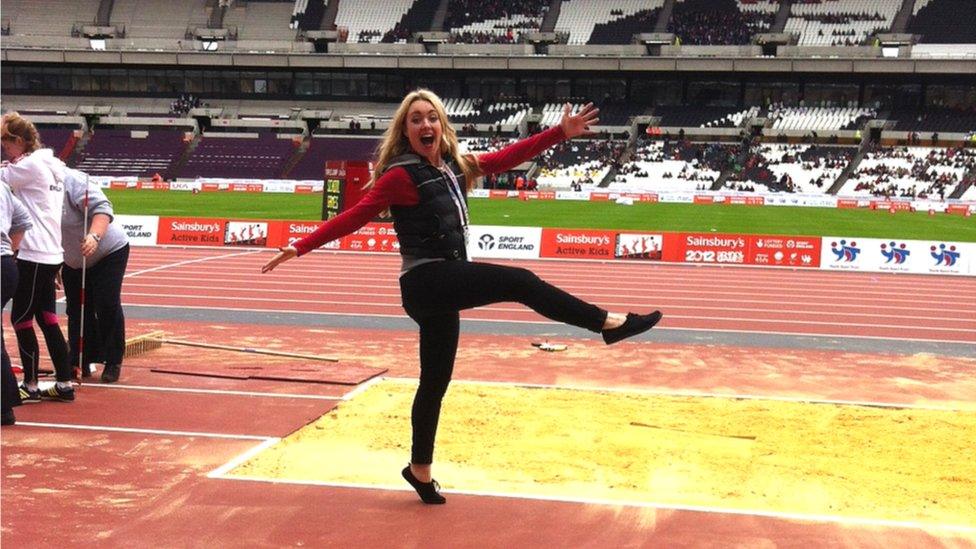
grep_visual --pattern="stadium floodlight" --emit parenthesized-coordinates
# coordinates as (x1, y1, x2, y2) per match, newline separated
(90, 39, 106, 51)
(202, 40, 219, 51)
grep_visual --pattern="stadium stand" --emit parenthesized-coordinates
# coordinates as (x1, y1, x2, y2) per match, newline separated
(1, 0, 101, 37)
(655, 106, 760, 128)
(839, 145, 976, 199)
(112, 0, 210, 39)
(768, 106, 876, 131)
(668, 0, 774, 45)
(179, 131, 299, 179)
(74, 129, 188, 178)
(611, 139, 731, 192)
(36, 127, 79, 162)
(536, 138, 627, 188)
(287, 135, 380, 180)
(785, 0, 898, 47)
(727, 144, 856, 193)
(335, 0, 415, 43)
(446, 0, 548, 43)
(458, 136, 516, 153)
(908, 0, 976, 44)
(222, 1, 299, 41)
(889, 109, 976, 133)
(538, 103, 639, 129)
(444, 98, 532, 127)
(389, 0, 439, 43)
(587, 4, 662, 45)
(555, 0, 663, 45)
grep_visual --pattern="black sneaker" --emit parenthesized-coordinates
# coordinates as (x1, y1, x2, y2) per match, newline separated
(101, 364, 121, 384)
(39, 384, 75, 402)
(1, 410, 14, 426)
(18, 384, 41, 403)
(602, 311, 663, 345)
(401, 466, 446, 504)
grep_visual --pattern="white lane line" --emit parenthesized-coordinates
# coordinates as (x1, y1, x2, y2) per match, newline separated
(15, 421, 275, 441)
(207, 437, 281, 478)
(118, 295, 975, 331)
(383, 377, 974, 412)
(210, 474, 976, 534)
(340, 375, 385, 401)
(118, 302, 976, 344)
(125, 249, 262, 278)
(80, 383, 344, 401)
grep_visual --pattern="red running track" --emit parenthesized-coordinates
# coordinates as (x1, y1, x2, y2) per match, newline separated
(121, 247, 976, 344)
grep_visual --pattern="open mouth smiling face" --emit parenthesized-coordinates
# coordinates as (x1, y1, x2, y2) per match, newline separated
(405, 99, 443, 163)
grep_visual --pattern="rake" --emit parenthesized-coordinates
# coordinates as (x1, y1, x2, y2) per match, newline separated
(124, 331, 339, 362)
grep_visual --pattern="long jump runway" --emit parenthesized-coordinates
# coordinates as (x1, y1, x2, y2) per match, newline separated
(3, 246, 975, 547)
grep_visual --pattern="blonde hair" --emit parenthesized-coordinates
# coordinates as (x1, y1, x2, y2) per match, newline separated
(1, 111, 43, 153)
(367, 89, 481, 192)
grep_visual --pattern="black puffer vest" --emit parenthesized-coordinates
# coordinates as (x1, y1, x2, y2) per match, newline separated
(387, 154, 468, 261)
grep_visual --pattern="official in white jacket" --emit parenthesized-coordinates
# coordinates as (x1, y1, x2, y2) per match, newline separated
(61, 168, 130, 383)
(1, 112, 73, 403)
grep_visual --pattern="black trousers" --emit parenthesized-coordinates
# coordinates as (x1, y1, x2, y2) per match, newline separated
(2, 255, 21, 412)
(12, 259, 70, 383)
(399, 260, 607, 464)
(62, 244, 129, 369)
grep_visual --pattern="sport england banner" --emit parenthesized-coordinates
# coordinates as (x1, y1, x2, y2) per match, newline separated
(114, 215, 159, 246)
(820, 237, 973, 276)
(468, 225, 542, 259)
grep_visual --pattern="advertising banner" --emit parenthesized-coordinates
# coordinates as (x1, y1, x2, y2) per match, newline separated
(224, 221, 269, 246)
(269, 220, 333, 249)
(614, 233, 665, 260)
(467, 225, 542, 259)
(539, 228, 616, 260)
(748, 235, 821, 268)
(340, 223, 399, 253)
(666, 233, 749, 264)
(156, 217, 225, 246)
(114, 215, 159, 246)
(820, 237, 973, 276)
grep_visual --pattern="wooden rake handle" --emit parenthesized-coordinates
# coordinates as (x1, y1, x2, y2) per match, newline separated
(160, 339, 339, 363)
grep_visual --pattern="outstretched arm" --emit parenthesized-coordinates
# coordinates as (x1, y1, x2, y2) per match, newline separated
(262, 167, 418, 272)
(477, 103, 600, 175)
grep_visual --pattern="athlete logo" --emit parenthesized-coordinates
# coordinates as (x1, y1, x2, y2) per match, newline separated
(880, 241, 910, 264)
(478, 233, 496, 251)
(930, 243, 960, 267)
(830, 239, 860, 262)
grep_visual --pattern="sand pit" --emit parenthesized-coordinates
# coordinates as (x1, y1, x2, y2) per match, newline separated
(230, 379, 976, 527)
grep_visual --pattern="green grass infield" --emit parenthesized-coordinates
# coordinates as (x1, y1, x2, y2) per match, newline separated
(104, 189, 976, 242)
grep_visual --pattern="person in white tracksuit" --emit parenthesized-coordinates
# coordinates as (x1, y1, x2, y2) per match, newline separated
(1, 112, 73, 403)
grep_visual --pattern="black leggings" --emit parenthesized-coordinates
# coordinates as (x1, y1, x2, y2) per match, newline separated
(62, 244, 129, 369)
(2, 256, 20, 412)
(12, 259, 70, 383)
(399, 260, 607, 464)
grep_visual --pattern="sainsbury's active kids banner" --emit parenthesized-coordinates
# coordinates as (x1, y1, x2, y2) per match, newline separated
(820, 237, 973, 276)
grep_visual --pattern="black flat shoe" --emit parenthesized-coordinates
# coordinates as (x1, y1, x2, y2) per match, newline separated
(401, 466, 446, 504)
(602, 311, 663, 344)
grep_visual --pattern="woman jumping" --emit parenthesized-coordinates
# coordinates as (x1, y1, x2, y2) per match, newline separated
(262, 90, 662, 504)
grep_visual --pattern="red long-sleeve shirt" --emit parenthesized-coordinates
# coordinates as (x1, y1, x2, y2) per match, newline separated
(293, 125, 567, 256)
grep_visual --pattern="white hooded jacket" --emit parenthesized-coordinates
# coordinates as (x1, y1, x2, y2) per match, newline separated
(0, 148, 66, 264)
